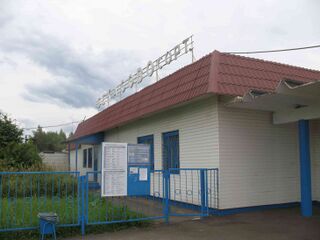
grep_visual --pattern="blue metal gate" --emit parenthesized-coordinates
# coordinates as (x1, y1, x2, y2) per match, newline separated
(0, 168, 219, 235)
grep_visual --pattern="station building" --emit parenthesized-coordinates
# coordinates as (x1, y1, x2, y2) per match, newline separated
(68, 50, 320, 216)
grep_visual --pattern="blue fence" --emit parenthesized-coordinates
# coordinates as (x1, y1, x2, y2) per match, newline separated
(0, 168, 219, 235)
(0, 171, 80, 232)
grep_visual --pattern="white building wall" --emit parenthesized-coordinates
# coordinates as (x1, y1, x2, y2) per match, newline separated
(105, 96, 220, 208)
(218, 103, 301, 209)
(311, 120, 320, 201)
(104, 96, 220, 170)
(69, 144, 95, 176)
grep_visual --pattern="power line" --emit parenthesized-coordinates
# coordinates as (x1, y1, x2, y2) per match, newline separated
(23, 121, 80, 130)
(224, 44, 320, 55)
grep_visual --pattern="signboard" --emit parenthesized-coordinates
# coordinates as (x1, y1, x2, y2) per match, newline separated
(101, 142, 128, 197)
(96, 35, 195, 109)
(128, 144, 150, 164)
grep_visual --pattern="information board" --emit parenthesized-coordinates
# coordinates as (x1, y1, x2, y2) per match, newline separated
(101, 142, 128, 197)
(128, 144, 150, 164)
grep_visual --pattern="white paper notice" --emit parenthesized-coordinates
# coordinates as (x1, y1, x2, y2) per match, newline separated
(139, 168, 148, 181)
(101, 143, 128, 197)
(129, 167, 138, 174)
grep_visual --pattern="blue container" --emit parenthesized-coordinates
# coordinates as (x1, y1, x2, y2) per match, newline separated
(39, 219, 55, 234)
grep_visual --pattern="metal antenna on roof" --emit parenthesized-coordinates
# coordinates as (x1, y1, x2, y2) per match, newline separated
(96, 35, 195, 110)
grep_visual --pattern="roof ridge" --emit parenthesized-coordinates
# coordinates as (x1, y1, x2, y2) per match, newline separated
(219, 51, 320, 73)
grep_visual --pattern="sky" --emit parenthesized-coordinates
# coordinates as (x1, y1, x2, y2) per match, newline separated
(0, 0, 319, 136)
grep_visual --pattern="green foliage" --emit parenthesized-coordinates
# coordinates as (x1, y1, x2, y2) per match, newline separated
(0, 142, 42, 169)
(31, 127, 67, 152)
(0, 112, 23, 151)
(0, 172, 78, 198)
(0, 112, 42, 170)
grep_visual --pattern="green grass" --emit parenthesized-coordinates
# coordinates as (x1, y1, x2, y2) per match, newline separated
(0, 192, 150, 240)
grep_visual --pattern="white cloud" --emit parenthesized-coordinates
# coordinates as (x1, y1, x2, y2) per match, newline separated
(0, 0, 319, 134)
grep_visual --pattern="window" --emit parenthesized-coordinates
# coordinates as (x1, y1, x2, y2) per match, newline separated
(162, 130, 180, 172)
(83, 147, 93, 168)
(88, 148, 93, 168)
(138, 135, 154, 171)
(83, 149, 87, 168)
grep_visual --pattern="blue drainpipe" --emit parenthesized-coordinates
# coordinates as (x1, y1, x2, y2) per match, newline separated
(298, 120, 312, 217)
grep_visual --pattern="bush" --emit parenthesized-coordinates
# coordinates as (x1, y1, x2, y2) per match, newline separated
(0, 142, 42, 170)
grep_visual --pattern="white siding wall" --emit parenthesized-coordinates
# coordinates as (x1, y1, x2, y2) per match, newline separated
(69, 144, 95, 176)
(105, 97, 220, 208)
(104, 96, 220, 170)
(68, 94, 319, 209)
(311, 120, 320, 201)
(70, 150, 76, 171)
(218, 103, 301, 209)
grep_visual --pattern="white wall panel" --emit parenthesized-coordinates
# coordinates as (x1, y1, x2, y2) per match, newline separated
(218, 103, 301, 209)
(104, 96, 220, 170)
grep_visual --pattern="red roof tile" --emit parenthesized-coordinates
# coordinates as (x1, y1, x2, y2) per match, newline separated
(70, 50, 320, 141)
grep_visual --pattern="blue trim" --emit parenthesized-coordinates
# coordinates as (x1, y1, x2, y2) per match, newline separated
(68, 144, 71, 171)
(298, 120, 312, 217)
(72, 132, 104, 145)
(75, 144, 79, 171)
(211, 202, 300, 216)
(146, 194, 303, 216)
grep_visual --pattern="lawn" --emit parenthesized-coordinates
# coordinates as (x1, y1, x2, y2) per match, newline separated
(0, 191, 149, 240)
(0, 173, 152, 239)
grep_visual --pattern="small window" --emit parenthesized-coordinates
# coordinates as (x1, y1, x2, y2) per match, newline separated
(88, 148, 93, 168)
(162, 130, 180, 173)
(138, 135, 154, 171)
(83, 149, 87, 168)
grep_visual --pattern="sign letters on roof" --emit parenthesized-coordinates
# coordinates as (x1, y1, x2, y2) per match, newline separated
(96, 35, 195, 109)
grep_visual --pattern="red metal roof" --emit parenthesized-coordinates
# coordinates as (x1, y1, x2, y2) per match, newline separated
(70, 50, 320, 141)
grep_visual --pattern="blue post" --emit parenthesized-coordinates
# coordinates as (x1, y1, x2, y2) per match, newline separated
(200, 169, 207, 217)
(68, 144, 71, 171)
(164, 170, 170, 223)
(75, 144, 78, 171)
(298, 120, 312, 217)
(80, 175, 86, 235)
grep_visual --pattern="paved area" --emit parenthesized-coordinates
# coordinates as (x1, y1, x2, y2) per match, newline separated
(66, 207, 320, 240)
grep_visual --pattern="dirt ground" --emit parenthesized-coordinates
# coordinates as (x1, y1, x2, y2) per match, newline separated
(65, 206, 320, 240)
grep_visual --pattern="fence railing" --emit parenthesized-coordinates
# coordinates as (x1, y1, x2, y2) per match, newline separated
(85, 170, 166, 227)
(0, 168, 219, 235)
(0, 171, 80, 232)
(167, 168, 219, 217)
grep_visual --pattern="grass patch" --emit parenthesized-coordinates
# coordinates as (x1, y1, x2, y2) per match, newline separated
(0, 192, 151, 240)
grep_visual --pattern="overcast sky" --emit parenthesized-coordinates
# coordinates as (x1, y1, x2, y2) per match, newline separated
(0, 0, 319, 135)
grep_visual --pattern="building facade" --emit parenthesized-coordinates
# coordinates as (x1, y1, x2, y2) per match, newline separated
(68, 50, 320, 215)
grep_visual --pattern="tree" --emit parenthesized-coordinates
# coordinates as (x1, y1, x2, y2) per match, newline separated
(0, 112, 41, 169)
(0, 112, 23, 151)
(32, 127, 67, 152)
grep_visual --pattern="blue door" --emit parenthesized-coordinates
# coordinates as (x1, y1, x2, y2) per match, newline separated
(138, 135, 154, 171)
(162, 131, 180, 172)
